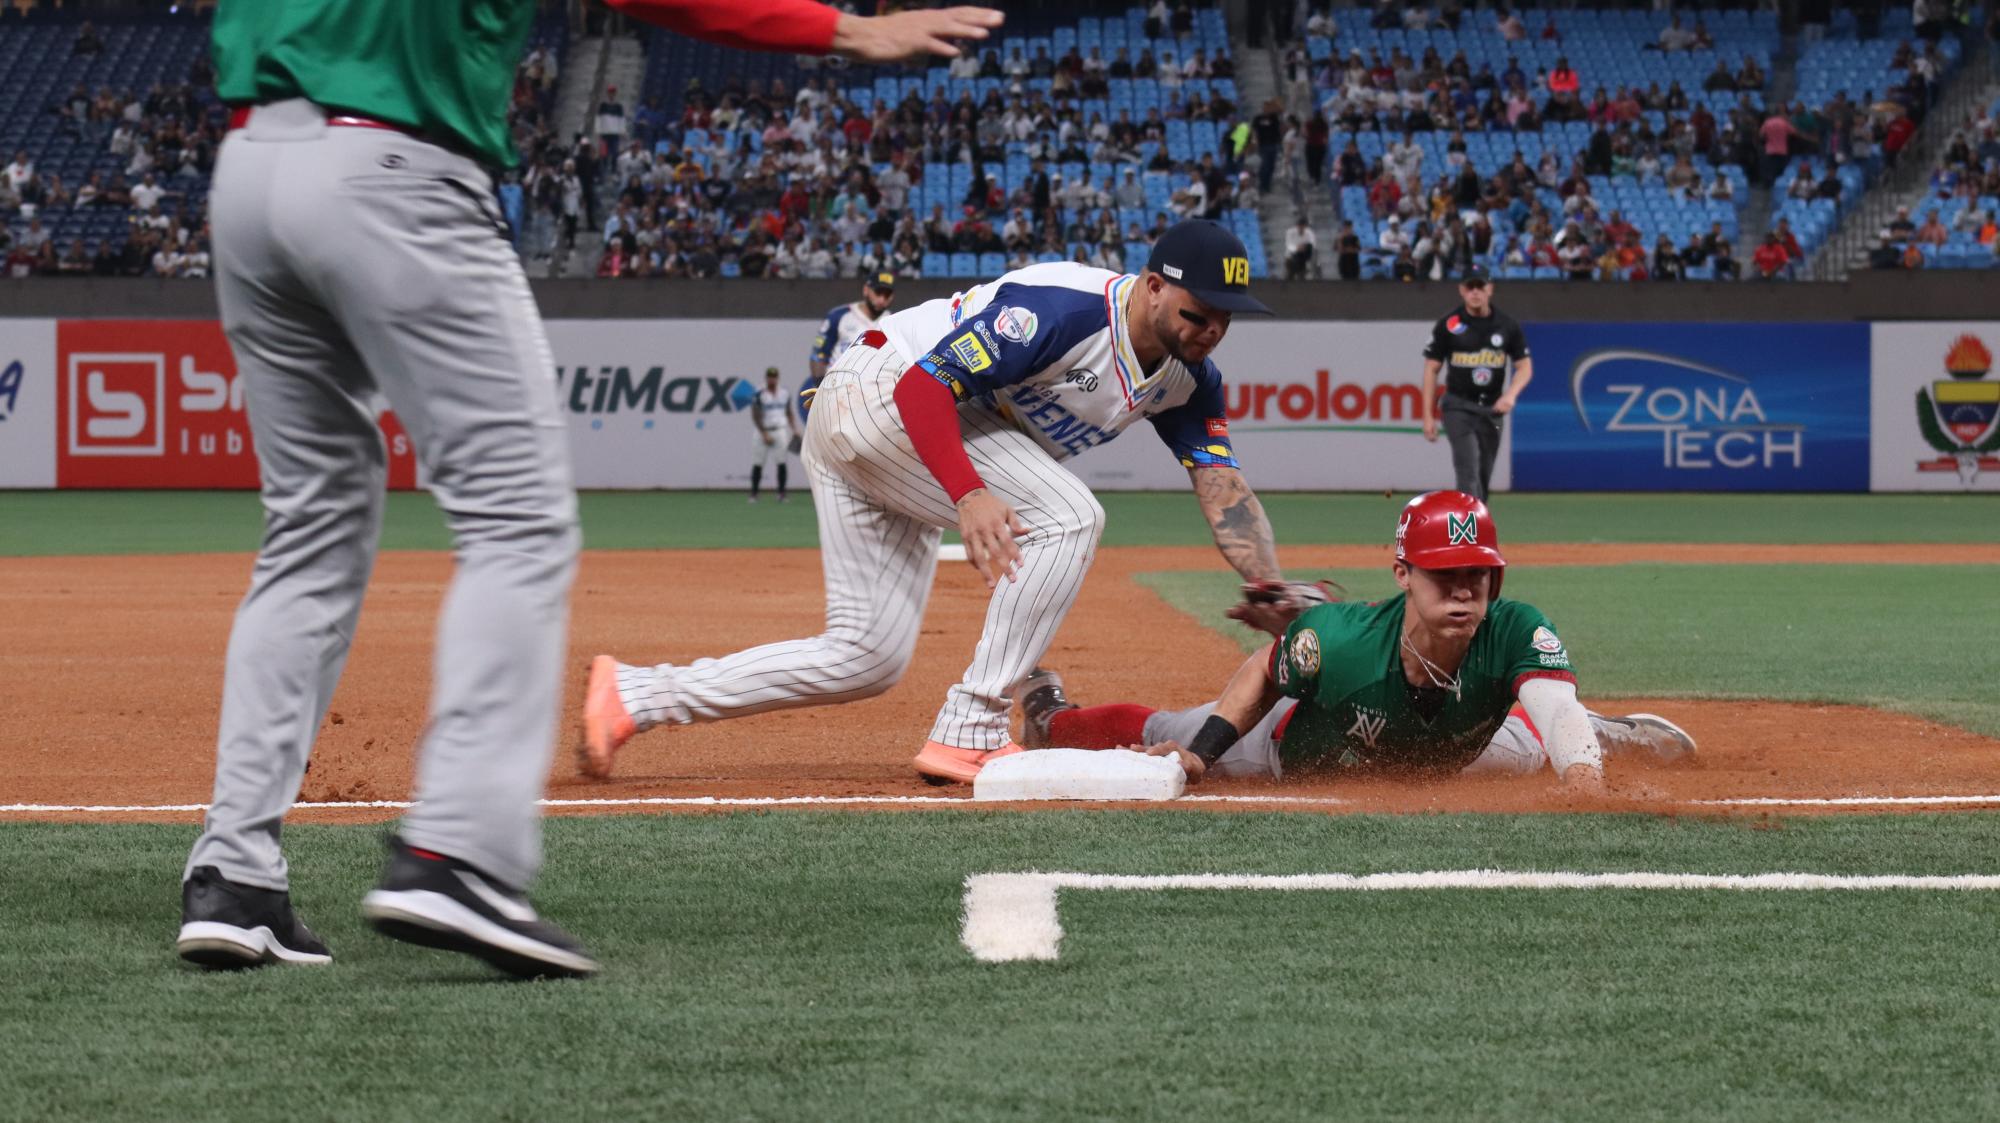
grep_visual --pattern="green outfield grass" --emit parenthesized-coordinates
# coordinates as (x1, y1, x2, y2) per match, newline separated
(1139, 565, 2000, 739)
(5, 812, 2000, 1122)
(0, 491, 1994, 556)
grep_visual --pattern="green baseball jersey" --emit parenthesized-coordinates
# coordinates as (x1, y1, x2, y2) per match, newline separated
(212, 0, 536, 168)
(1271, 595, 1577, 774)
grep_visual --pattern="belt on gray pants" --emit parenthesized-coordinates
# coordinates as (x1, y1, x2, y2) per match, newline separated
(227, 103, 485, 166)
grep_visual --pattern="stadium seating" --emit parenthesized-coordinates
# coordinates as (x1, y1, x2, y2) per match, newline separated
(0, 7, 567, 277)
(633, 5, 1267, 279)
(1878, 93, 2000, 272)
(1301, 5, 1955, 281)
(0, 13, 217, 259)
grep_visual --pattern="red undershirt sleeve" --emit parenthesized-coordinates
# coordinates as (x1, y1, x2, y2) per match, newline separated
(893, 363, 985, 503)
(604, 0, 841, 55)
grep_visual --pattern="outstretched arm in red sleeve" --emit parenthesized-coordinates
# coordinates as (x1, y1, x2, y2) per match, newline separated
(892, 363, 1025, 589)
(604, 0, 1004, 63)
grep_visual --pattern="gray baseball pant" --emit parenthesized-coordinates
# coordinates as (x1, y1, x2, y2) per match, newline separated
(1440, 396, 1502, 501)
(1141, 699, 1548, 780)
(184, 99, 579, 893)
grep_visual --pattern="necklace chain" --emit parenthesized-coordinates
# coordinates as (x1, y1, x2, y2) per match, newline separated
(1401, 632, 1462, 700)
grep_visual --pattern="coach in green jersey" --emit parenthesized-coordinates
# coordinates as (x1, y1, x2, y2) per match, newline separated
(1018, 491, 1694, 787)
(179, 0, 1003, 978)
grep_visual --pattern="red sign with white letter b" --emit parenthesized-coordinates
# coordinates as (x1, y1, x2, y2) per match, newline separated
(56, 320, 417, 490)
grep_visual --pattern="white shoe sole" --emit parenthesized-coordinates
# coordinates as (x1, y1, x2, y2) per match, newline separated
(1624, 713, 1698, 760)
(176, 921, 331, 967)
(360, 889, 599, 978)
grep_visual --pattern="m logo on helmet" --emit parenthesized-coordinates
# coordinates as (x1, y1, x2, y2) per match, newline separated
(1447, 512, 1478, 545)
(1221, 256, 1250, 286)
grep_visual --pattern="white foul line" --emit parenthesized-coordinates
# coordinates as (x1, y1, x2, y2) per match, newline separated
(959, 870, 2000, 962)
(10, 792, 2000, 815)
(1694, 795, 2000, 807)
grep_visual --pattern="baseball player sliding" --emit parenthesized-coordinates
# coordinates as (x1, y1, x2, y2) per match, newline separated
(585, 220, 1321, 784)
(1017, 491, 1694, 788)
(175, 0, 1003, 979)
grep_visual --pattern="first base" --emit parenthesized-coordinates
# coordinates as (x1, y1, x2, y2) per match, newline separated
(972, 748, 1187, 802)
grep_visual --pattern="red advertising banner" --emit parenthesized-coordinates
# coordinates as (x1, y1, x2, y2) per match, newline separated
(55, 320, 416, 489)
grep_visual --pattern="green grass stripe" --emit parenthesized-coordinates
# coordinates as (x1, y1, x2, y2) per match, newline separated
(6, 812, 2000, 1121)
(1138, 564, 2000, 739)
(1, 491, 1995, 556)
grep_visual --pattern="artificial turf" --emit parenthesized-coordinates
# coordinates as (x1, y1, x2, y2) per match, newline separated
(4, 812, 2000, 1121)
(1, 490, 1993, 556)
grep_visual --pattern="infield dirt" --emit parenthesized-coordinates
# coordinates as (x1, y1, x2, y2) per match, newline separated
(5, 544, 1999, 818)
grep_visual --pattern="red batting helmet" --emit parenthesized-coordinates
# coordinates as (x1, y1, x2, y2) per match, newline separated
(1394, 490, 1505, 596)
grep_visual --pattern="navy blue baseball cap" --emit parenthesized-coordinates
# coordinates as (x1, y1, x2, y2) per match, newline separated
(1145, 219, 1274, 316)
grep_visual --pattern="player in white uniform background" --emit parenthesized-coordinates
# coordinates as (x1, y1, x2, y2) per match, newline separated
(583, 220, 1298, 784)
(799, 270, 897, 436)
(748, 366, 796, 503)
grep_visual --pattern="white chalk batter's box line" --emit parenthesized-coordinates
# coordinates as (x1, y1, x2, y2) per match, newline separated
(9, 793, 2000, 815)
(959, 870, 2000, 962)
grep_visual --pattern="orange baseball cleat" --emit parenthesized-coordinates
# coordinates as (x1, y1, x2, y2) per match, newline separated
(579, 655, 637, 780)
(913, 740, 1024, 785)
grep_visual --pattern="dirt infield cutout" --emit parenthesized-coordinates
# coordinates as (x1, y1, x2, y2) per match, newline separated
(3, 544, 1998, 819)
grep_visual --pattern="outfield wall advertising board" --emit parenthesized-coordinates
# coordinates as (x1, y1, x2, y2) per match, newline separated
(545, 318, 1482, 492)
(1510, 322, 1872, 492)
(0, 317, 1972, 493)
(1869, 322, 2000, 492)
(0, 318, 55, 488)
(23, 319, 419, 490)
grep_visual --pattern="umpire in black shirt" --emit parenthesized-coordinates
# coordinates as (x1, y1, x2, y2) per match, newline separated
(1420, 265, 1533, 501)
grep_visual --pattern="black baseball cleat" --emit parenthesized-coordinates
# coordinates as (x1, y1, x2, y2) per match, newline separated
(1017, 668, 1078, 749)
(360, 836, 599, 980)
(176, 866, 333, 969)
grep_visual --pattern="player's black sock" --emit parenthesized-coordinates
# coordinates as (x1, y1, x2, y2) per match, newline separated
(750, 465, 762, 498)
(776, 464, 787, 498)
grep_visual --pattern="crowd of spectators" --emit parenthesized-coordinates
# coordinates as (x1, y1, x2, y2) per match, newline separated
(1870, 100, 2000, 270)
(1, 20, 221, 278)
(1254, 3, 1955, 282)
(4, 4, 1986, 284)
(566, 10, 1257, 280)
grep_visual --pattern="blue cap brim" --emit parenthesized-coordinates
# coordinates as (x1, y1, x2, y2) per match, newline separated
(1185, 287, 1275, 316)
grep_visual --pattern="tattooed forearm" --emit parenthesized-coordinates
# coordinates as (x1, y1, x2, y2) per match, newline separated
(1191, 467, 1281, 582)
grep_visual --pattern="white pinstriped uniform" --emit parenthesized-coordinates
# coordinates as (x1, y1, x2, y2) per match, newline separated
(613, 262, 1240, 750)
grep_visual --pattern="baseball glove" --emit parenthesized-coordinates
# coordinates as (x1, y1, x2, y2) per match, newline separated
(1226, 579, 1345, 637)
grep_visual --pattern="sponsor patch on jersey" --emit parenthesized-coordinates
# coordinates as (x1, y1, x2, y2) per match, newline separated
(919, 353, 968, 398)
(1063, 368, 1100, 393)
(949, 332, 993, 373)
(1491, 333, 1504, 346)
(1531, 625, 1564, 654)
(1206, 417, 1229, 437)
(1289, 629, 1321, 677)
(993, 305, 1039, 344)
(973, 321, 1001, 353)
(1472, 367, 1493, 386)
(1446, 315, 1466, 334)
